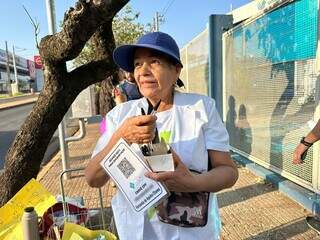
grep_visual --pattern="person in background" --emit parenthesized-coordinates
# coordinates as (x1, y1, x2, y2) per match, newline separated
(85, 31, 238, 240)
(293, 119, 320, 233)
(100, 70, 142, 134)
(113, 70, 142, 105)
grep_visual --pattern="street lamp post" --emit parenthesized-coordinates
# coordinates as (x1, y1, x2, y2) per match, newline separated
(45, 0, 70, 179)
(5, 41, 12, 96)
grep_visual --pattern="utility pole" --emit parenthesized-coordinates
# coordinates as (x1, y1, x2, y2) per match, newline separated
(152, 12, 164, 32)
(12, 46, 18, 84)
(45, 0, 70, 179)
(155, 12, 159, 31)
(153, 12, 160, 31)
(5, 41, 12, 96)
(11, 45, 19, 95)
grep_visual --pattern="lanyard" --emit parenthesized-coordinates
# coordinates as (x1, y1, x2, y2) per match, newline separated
(141, 99, 161, 115)
(140, 99, 162, 156)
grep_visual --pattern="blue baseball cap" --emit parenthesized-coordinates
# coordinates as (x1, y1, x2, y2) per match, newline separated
(113, 31, 183, 73)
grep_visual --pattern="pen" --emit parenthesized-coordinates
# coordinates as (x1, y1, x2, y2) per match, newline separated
(141, 107, 146, 116)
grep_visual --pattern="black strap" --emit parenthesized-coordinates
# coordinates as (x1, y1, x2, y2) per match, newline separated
(208, 157, 212, 171)
(300, 137, 313, 148)
(146, 99, 161, 114)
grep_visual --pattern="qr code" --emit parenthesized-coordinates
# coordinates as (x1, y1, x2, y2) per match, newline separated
(117, 158, 135, 179)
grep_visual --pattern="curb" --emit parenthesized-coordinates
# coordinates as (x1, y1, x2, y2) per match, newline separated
(232, 152, 320, 214)
(37, 151, 61, 181)
(0, 99, 38, 111)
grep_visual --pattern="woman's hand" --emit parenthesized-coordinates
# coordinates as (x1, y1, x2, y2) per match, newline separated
(293, 143, 309, 164)
(145, 150, 199, 192)
(116, 115, 157, 144)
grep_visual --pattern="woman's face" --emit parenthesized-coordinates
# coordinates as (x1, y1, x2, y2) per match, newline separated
(133, 48, 181, 103)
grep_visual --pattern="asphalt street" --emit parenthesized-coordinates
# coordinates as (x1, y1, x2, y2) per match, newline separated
(0, 103, 59, 169)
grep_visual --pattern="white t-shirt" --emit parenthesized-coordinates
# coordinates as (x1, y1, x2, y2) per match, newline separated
(92, 91, 229, 240)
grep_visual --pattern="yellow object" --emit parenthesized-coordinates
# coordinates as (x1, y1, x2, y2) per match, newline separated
(69, 232, 85, 240)
(0, 178, 57, 240)
(62, 222, 117, 240)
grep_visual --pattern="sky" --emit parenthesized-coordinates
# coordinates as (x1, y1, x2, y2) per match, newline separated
(0, 0, 250, 60)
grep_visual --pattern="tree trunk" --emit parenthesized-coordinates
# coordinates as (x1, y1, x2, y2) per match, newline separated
(0, 0, 129, 206)
(99, 72, 119, 117)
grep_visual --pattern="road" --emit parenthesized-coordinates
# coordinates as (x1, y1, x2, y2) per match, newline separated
(0, 103, 59, 169)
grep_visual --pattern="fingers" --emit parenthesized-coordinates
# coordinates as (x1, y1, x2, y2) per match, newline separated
(293, 152, 303, 164)
(133, 115, 157, 126)
(145, 171, 174, 182)
(293, 145, 308, 165)
(120, 116, 157, 144)
(133, 133, 155, 144)
(170, 149, 184, 167)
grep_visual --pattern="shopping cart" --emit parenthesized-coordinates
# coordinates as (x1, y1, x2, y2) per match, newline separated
(41, 167, 117, 239)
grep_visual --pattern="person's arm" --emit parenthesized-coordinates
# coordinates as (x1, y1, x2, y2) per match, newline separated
(293, 119, 320, 164)
(145, 149, 238, 193)
(85, 115, 157, 188)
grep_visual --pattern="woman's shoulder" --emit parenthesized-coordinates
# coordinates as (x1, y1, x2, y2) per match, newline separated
(107, 98, 144, 119)
(175, 91, 215, 107)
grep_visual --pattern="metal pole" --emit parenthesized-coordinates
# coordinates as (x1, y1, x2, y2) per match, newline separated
(45, 0, 70, 179)
(45, 0, 56, 34)
(12, 46, 18, 84)
(152, 15, 156, 32)
(156, 12, 159, 31)
(5, 41, 12, 96)
(208, 14, 233, 118)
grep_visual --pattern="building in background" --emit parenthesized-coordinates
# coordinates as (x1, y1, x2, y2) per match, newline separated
(0, 49, 44, 93)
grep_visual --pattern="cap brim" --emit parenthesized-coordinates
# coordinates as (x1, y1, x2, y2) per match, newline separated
(113, 43, 183, 72)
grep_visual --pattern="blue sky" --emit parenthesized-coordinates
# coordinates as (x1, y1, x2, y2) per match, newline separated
(0, 0, 250, 60)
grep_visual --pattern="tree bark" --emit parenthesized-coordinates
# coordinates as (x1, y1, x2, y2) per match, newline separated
(0, 0, 129, 206)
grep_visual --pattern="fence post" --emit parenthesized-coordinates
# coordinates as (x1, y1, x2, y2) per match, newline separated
(208, 14, 233, 118)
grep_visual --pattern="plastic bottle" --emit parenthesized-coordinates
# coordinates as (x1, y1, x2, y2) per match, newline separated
(21, 206, 40, 240)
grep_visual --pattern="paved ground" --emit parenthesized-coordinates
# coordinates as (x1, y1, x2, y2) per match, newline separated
(3, 94, 320, 239)
(36, 123, 320, 239)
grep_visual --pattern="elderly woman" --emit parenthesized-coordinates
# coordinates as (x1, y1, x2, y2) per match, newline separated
(85, 32, 238, 240)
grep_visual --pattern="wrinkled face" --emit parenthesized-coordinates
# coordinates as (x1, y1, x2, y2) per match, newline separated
(133, 48, 181, 102)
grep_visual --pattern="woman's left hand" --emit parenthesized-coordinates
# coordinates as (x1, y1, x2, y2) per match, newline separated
(145, 150, 199, 192)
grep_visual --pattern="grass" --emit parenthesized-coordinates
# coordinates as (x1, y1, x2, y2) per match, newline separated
(13, 92, 24, 97)
(0, 92, 25, 99)
(0, 94, 9, 99)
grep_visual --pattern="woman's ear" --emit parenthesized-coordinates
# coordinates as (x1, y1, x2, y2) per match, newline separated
(175, 64, 182, 80)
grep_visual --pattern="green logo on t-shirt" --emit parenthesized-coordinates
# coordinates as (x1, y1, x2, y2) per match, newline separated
(159, 131, 171, 144)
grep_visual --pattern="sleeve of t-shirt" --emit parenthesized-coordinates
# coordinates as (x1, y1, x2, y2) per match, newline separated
(91, 110, 118, 157)
(203, 98, 230, 152)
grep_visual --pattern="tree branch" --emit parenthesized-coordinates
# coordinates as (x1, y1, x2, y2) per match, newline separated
(22, 5, 40, 49)
(68, 60, 115, 91)
(68, 19, 118, 91)
(39, 0, 129, 63)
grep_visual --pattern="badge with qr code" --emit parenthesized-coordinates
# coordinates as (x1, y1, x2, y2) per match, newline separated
(100, 138, 169, 212)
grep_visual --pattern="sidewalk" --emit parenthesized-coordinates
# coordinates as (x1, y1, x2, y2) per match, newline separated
(36, 121, 320, 240)
(0, 93, 39, 110)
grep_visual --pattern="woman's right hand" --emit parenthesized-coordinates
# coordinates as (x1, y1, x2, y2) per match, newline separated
(116, 115, 157, 144)
(293, 143, 309, 164)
